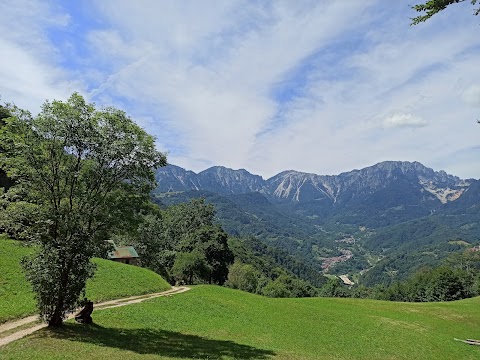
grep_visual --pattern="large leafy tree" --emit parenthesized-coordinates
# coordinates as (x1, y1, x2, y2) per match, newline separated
(177, 225, 234, 284)
(164, 199, 233, 284)
(0, 93, 166, 326)
(411, 0, 479, 25)
(129, 212, 175, 281)
(132, 198, 234, 285)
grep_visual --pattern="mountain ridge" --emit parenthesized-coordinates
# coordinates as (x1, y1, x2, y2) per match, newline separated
(154, 161, 472, 205)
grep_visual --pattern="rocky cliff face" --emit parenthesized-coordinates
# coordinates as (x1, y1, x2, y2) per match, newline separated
(155, 164, 201, 192)
(155, 161, 471, 207)
(197, 166, 266, 195)
(266, 161, 469, 205)
(154, 165, 266, 195)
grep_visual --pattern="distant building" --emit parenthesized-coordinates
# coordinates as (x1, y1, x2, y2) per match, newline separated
(468, 245, 480, 252)
(339, 275, 354, 286)
(107, 241, 140, 266)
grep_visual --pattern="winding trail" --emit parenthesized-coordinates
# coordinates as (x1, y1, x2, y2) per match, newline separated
(0, 286, 190, 348)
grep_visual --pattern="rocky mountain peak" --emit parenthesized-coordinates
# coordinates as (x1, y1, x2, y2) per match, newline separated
(154, 161, 472, 205)
(154, 164, 201, 192)
(198, 166, 266, 194)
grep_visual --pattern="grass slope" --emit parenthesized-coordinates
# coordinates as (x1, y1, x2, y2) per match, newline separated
(0, 238, 170, 323)
(2, 286, 480, 359)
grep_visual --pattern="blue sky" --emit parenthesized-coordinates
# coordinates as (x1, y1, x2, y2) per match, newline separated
(1, 0, 480, 179)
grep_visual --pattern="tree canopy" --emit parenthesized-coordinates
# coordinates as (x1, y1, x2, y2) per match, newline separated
(0, 93, 166, 326)
(130, 198, 234, 285)
(411, 0, 480, 25)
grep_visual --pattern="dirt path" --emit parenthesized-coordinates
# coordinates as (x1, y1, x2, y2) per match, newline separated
(0, 286, 190, 348)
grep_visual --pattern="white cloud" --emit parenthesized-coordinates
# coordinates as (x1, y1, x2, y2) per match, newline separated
(243, 2, 480, 178)
(1, 0, 480, 179)
(0, 0, 81, 111)
(462, 85, 480, 106)
(80, 1, 379, 174)
(382, 113, 427, 129)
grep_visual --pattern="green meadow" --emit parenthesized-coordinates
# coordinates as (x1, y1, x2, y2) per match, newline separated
(1, 285, 480, 359)
(0, 238, 170, 323)
(1, 238, 479, 359)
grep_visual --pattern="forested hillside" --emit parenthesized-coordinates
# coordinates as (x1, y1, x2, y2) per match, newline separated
(154, 162, 480, 286)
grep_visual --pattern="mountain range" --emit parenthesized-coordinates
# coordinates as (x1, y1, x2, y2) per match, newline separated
(155, 161, 470, 204)
(153, 161, 480, 286)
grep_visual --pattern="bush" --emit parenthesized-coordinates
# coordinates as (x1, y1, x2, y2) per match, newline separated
(318, 278, 350, 298)
(375, 266, 475, 302)
(226, 262, 260, 293)
(261, 280, 292, 298)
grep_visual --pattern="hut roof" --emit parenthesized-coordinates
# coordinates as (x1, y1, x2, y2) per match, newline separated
(108, 246, 139, 260)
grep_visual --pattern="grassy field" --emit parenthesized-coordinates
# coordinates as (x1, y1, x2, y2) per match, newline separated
(1, 285, 479, 359)
(0, 238, 171, 323)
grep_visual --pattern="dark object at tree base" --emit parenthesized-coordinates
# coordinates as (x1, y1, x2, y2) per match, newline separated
(454, 338, 480, 346)
(75, 301, 94, 324)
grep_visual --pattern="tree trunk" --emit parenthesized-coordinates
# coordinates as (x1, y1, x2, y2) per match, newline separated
(48, 294, 65, 327)
(48, 308, 64, 327)
(48, 266, 69, 327)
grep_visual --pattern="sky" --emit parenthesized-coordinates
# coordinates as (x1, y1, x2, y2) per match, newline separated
(1, 0, 480, 179)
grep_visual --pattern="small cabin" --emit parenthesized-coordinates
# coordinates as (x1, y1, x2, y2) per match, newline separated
(107, 243, 140, 266)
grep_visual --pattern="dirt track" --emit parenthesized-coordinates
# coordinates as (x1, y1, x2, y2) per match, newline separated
(0, 286, 190, 347)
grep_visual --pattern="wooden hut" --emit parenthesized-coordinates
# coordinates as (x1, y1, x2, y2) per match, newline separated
(108, 243, 140, 266)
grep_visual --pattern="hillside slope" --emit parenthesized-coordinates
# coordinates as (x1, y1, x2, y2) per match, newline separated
(0, 239, 171, 323)
(2, 286, 480, 359)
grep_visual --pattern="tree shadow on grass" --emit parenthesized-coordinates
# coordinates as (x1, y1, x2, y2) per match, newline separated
(48, 323, 276, 359)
